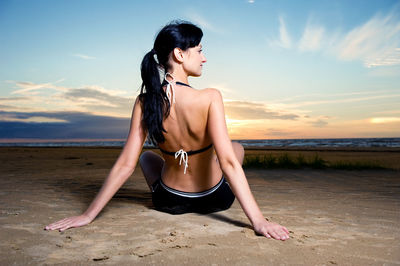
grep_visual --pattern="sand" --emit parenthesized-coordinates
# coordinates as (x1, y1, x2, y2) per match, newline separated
(0, 147, 399, 265)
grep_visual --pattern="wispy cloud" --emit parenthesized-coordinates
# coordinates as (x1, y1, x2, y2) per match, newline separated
(269, 89, 400, 107)
(337, 10, 400, 67)
(364, 48, 400, 68)
(72, 53, 96, 60)
(271, 6, 400, 67)
(0, 96, 29, 102)
(224, 100, 299, 120)
(62, 86, 132, 110)
(6, 80, 135, 117)
(9, 79, 66, 95)
(284, 93, 400, 108)
(9, 80, 59, 95)
(373, 110, 400, 115)
(0, 113, 68, 123)
(209, 83, 240, 98)
(184, 12, 219, 33)
(269, 16, 292, 49)
(298, 24, 325, 52)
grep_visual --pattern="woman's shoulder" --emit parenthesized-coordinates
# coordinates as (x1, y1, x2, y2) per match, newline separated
(199, 87, 223, 101)
(198, 88, 224, 110)
(184, 88, 222, 112)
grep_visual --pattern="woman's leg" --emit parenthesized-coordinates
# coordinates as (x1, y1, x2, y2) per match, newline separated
(139, 151, 164, 191)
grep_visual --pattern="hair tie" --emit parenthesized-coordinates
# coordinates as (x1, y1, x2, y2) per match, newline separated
(152, 49, 159, 64)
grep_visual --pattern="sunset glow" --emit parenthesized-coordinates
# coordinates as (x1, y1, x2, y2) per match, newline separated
(1, 0, 399, 140)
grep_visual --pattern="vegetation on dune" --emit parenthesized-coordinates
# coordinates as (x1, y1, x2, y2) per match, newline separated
(243, 153, 386, 170)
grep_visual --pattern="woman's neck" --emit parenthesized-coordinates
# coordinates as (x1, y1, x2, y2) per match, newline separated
(168, 70, 189, 84)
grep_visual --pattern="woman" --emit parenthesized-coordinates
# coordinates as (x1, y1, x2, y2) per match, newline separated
(45, 20, 290, 241)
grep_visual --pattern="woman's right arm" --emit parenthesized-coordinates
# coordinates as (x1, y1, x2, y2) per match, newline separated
(206, 89, 289, 240)
(45, 96, 147, 232)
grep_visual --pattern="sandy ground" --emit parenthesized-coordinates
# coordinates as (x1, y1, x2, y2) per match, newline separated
(0, 147, 399, 265)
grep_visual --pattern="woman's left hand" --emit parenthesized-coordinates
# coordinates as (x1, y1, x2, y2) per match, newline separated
(253, 219, 290, 240)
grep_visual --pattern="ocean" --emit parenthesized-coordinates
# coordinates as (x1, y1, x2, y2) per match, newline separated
(1, 138, 399, 148)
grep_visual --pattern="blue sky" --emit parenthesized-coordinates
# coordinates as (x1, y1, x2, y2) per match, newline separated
(1, 0, 399, 140)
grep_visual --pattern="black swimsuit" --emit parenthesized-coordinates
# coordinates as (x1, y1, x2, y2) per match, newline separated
(151, 80, 235, 215)
(151, 175, 235, 215)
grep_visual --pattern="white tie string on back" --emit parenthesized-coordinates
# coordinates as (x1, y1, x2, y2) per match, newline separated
(164, 72, 176, 105)
(175, 149, 189, 174)
(164, 72, 188, 173)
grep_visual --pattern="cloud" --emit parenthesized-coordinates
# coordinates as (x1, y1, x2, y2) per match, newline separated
(336, 10, 400, 67)
(271, 6, 400, 67)
(10, 79, 66, 95)
(364, 48, 400, 68)
(0, 110, 130, 139)
(282, 93, 400, 108)
(309, 119, 328, 128)
(271, 90, 382, 103)
(270, 16, 292, 49)
(62, 86, 132, 109)
(224, 100, 299, 120)
(72, 53, 96, 60)
(248, 0, 255, 3)
(0, 114, 67, 123)
(0, 96, 29, 102)
(6, 80, 135, 117)
(4, 81, 305, 130)
(370, 117, 400, 124)
(374, 110, 400, 115)
(185, 12, 219, 33)
(298, 24, 325, 52)
(0, 104, 14, 110)
(208, 83, 239, 98)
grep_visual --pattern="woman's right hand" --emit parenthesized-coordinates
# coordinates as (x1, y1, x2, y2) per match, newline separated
(45, 214, 93, 232)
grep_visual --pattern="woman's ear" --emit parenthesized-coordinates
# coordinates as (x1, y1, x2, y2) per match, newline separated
(172, 47, 184, 63)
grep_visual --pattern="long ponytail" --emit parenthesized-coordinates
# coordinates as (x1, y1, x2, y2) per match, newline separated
(139, 49, 170, 145)
(139, 20, 203, 145)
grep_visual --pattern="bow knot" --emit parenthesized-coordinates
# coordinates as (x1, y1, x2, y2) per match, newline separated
(164, 72, 176, 105)
(174, 149, 188, 174)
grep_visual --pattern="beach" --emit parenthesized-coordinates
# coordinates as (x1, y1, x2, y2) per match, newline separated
(1, 147, 399, 265)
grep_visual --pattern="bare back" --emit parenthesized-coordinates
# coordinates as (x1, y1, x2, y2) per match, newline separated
(158, 83, 223, 192)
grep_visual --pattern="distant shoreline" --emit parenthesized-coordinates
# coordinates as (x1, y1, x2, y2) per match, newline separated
(1, 137, 399, 151)
(2, 146, 399, 152)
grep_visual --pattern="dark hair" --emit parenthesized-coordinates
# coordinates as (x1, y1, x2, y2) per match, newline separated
(139, 20, 203, 145)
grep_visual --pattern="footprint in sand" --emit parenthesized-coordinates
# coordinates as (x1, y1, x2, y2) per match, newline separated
(160, 230, 186, 244)
(131, 246, 162, 257)
(132, 230, 192, 258)
(294, 234, 312, 244)
(92, 256, 109, 261)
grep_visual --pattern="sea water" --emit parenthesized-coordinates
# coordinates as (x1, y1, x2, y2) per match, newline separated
(1, 138, 399, 148)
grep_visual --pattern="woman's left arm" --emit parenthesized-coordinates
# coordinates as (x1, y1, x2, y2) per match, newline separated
(45, 96, 147, 231)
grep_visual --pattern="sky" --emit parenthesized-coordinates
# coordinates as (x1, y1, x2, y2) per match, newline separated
(1, 0, 400, 141)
